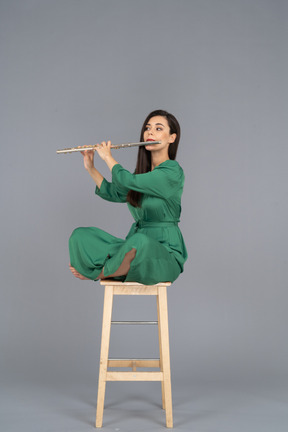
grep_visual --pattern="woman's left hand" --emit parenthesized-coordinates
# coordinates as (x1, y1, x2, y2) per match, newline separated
(95, 140, 118, 171)
(95, 140, 112, 161)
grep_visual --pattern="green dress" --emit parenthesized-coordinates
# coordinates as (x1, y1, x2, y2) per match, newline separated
(69, 160, 188, 285)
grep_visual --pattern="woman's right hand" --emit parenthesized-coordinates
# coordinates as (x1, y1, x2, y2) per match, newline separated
(80, 146, 95, 171)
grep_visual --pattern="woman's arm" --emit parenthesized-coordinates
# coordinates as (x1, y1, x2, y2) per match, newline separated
(83, 141, 183, 200)
(95, 179, 128, 203)
(86, 166, 104, 189)
(81, 142, 127, 203)
(94, 141, 183, 199)
(112, 162, 184, 199)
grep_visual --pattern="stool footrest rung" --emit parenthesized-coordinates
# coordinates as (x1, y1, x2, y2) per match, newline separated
(106, 371, 163, 381)
(111, 320, 158, 325)
(108, 358, 160, 368)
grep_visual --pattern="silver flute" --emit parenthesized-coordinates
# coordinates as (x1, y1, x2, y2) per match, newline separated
(56, 141, 161, 154)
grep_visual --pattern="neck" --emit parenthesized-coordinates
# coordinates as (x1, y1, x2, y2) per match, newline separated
(151, 151, 169, 170)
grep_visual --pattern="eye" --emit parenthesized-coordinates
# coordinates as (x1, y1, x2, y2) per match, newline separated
(145, 126, 150, 131)
(156, 127, 163, 131)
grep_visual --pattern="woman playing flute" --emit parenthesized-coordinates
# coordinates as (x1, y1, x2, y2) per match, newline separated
(69, 109, 187, 285)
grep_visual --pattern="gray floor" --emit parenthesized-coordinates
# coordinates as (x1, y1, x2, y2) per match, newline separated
(1, 377, 287, 432)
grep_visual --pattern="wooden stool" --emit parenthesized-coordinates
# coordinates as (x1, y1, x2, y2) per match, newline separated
(95, 280, 173, 428)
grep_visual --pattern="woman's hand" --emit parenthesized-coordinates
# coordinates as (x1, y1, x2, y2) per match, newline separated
(80, 146, 95, 171)
(95, 140, 112, 161)
(96, 140, 118, 172)
(80, 140, 118, 178)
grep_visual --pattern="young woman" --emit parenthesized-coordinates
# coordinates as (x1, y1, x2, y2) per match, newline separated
(69, 109, 187, 285)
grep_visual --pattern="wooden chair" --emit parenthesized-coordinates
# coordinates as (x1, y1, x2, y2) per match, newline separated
(96, 280, 173, 428)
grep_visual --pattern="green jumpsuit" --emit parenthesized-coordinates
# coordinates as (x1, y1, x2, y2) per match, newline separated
(69, 160, 187, 285)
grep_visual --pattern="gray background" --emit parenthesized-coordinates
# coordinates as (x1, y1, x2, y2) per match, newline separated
(1, 0, 287, 431)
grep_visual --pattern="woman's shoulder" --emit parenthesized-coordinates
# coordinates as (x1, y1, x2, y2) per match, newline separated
(156, 159, 184, 173)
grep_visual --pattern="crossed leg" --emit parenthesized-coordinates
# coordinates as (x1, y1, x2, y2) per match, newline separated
(69, 248, 137, 281)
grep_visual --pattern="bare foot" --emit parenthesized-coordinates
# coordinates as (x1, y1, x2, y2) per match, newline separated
(69, 264, 90, 280)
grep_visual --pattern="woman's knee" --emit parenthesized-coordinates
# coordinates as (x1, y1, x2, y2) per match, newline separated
(69, 227, 86, 247)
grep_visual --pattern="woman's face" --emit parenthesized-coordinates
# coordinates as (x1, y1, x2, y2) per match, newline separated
(143, 116, 176, 151)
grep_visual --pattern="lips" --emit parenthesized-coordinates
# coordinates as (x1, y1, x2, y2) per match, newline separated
(146, 139, 155, 142)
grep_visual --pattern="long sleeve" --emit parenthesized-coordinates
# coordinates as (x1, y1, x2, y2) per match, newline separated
(111, 161, 184, 199)
(95, 178, 128, 203)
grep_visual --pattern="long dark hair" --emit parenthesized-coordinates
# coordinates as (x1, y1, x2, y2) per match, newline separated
(127, 109, 181, 207)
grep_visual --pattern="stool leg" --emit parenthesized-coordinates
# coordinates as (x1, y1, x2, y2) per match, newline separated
(157, 294, 165, 410)
(96, 285, 114, 428)
(158, 286, 173, 428)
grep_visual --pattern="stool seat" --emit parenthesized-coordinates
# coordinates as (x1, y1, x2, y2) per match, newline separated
(96, 279, 173, 428)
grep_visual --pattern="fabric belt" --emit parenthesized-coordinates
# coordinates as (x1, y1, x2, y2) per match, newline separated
(135, 220, 179, 228)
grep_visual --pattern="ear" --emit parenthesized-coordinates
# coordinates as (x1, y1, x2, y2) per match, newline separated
(169, 133, 177, 144)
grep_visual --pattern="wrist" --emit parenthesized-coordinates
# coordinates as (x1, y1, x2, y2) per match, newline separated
(103, 154, 113, 162)
(105, 155, 117, 171)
